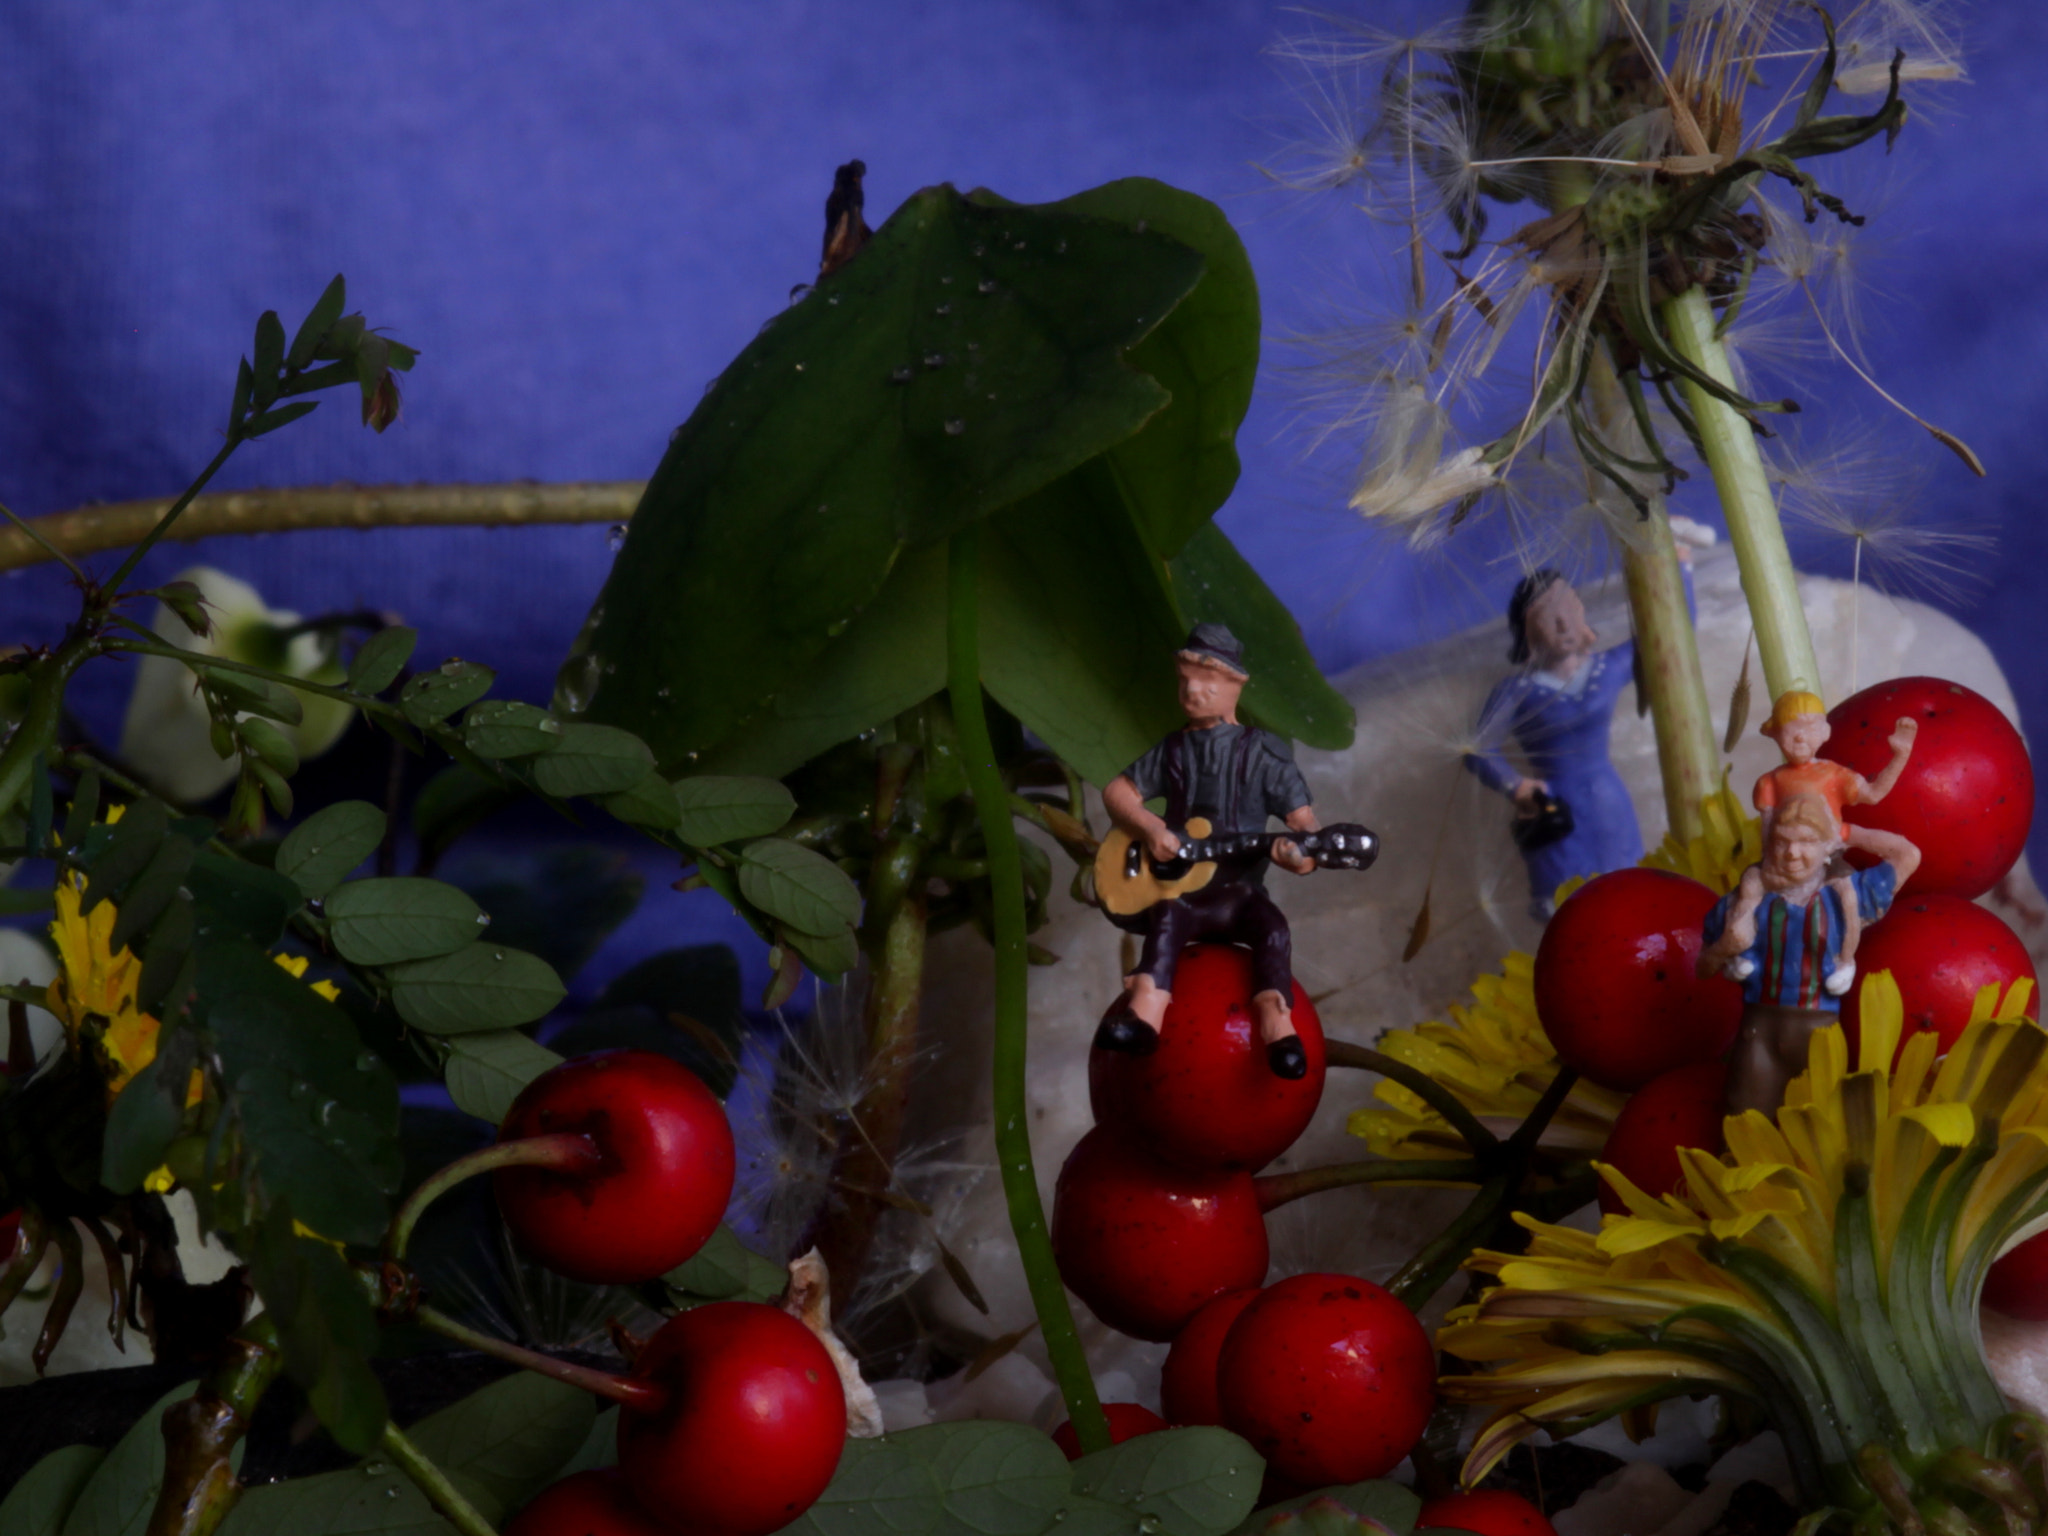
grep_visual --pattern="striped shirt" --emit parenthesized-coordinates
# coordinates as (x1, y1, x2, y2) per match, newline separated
(1702, 863, 1899, 1011)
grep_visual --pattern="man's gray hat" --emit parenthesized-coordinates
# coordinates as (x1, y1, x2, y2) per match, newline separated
(1179, 622, 1248, 677)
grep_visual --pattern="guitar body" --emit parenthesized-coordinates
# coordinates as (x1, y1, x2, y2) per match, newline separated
(1094, 819, 1379, 919)
(1096, 818, 1218, 918)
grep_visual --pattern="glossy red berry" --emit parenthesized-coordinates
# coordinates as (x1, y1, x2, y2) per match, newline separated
(1050, 1402, 1168, 1460)
(1161, 1286, 1262, 1426)
(1597, 1059, 1728, 1217)
(1839, 894, 2038, 1065)
(617, 1301, 847, 1536)
(1825, 677, 2035, 900)
(1051, 1126, 1269, 1341)
(495, 1049, 735, 1285)
(1533, 869, 1742, 1092)
(505, 1470, 666, 1536)
(1416, 1489, 1559, 1536)
(1216, 1272, 1435, 1487)
(1089, 945, 1325, 1172)
(1984, 1231, 2048, 1321)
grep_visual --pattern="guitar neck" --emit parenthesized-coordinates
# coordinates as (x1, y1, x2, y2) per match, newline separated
(1170, 822, 1378, 872)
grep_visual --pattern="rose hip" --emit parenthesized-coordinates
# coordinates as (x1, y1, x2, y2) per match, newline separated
(1160, 1286, 1262, 1426)
(1597, 1059, 1728, 1216)
(1840, 893, 2037, 1065)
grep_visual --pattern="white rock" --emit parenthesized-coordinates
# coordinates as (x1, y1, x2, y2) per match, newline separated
(872, 1377, 935, 1432)
(1553, 1461, 1694, 1536)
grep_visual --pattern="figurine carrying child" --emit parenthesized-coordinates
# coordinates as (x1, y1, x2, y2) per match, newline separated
(1726, 690, 1920, 997)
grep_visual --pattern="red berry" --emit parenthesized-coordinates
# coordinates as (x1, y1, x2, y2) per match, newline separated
(505, 1470, 666, 1536)
(1051, 1126, 1269, 1342)
(617, 1302, 847, 1536)
(1050, 1403, 1168, 1460)
(495, 1050, 735, 1285)
(1597, 1059, 1728, 1216)
(1416, 1489, 1559, 1536)
(1825, 677, 2035, 900)
(1216, 1272, 1435, 1487)
(1533, 869, 1742, 1092)
(1161, 1287, 1262, 1426)
(1089, 945, 1325, 1173)
(1839, 894, 2038, 1066)
(1985, 1231, 2048, 1321)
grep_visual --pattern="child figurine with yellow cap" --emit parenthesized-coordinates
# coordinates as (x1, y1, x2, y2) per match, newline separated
(1722, 690, 1920, 995)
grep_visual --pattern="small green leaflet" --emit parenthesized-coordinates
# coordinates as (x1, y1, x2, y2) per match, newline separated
(672, 774, 797, 844)
(604, 772, 682, 829)
(442, 1028, 563, 1125)
(737, 837, 861, 938)
(347, 625, 417, 694)
(399, 659, 494, 726)
(276, 800, 387, 898)
(528, 722, 656, 798)
(388, 943, 566, 1034)
(323, 876, 487, 964)
(463, 699, 564, 759)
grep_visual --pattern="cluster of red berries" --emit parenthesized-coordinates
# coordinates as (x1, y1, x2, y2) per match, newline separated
(1048, 946, 1438, 1490)
(492, 1050, 849, 1536)
(1535, 680, 2041, 1238)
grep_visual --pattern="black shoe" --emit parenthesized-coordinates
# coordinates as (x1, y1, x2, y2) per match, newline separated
(1094, 1005, 1160, 1056)
(1266, 1036, 1307, 1080)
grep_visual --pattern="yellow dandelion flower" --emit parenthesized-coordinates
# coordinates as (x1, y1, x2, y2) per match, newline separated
(1639, 776, 1762, 896)
(45, 876, 163, 1102)
(1440, 974, 2048, 1533)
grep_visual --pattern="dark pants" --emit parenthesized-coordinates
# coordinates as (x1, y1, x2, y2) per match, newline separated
(1123, 876, 1294, 1005)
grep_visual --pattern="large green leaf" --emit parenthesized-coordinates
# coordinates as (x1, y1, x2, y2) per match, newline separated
(1168, 522, 1354, 751)
(442, 1028, 562, 1125)
(388, 943, 566, 1034)
(59, 1385, 207, 1536)
(1068, 1428, 1262, 1536)
(245, 1208, 388, 1456)
(324, 877, 487, 965)
(978, 460, 1186, 788)
(218, 1465, 447, 1536)
(783, 1434, 945, 1536)
(199, 941, 402, 1244)
(576, 183, 1206, 765)
(2, 1446, 105, 1536)
(408, 1373, 595, 1523)
(1028, 180, 1259, 561)
(893, 1421, 1072, 1536)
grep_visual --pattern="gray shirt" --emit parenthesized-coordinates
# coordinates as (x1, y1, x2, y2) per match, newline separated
(1123, 723, 1312, 843)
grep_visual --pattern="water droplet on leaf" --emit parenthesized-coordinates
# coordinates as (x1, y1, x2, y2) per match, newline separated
(923, 354, 945, 369)
(890, 366, 914, 384)
(944, 419, 965, 436)
(977, 278, 996, 294)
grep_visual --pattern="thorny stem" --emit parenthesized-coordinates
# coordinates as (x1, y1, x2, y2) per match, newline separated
(1323, 1039, 1500, 1153)
(0, 481, 645, 574)
(384, 1133, 601, 1263)
(411, 1304, 667, 1412)
(1661, 286, 1822, 703)
(107, 440, 239, 592)
(946, 524, 1108, 1454)
(1254, 1158, 1488, 1211)
(380, 1420, 501, 1536)
(145, 1315, 285, 1536)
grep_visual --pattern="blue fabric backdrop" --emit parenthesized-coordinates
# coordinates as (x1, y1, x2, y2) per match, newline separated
(4, 1, 2042, 992)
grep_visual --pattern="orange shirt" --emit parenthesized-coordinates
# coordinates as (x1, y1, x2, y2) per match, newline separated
(1754, 760, 1864, 836)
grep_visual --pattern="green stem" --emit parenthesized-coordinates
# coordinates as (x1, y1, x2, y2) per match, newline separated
(1323, 1039, 1499, 1152)
(103, 636, 405, 720)
(411, 1304, 666, 1411)
(946, 524, 1107, 1454)
(0, 629, 99, 824)
(107, 440, 239, 592)
(1387, 1173, 1515, 1311)
(380, 1420, 501, 1536)
(384, 1132, 600, 1262)
(1254, 1158, 1488, 1211)
(1, 481, 645, 575)
(144, 1315, 285, 1536)
(1661, 286, 1821, 702)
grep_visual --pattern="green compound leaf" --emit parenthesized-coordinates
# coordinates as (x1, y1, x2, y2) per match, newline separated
(665, 1223, 788, 1303)
(893, 1421, 1071, 1536)
(603, 771, 682, 829)
(59, 1385, 208, 1536)
(671, 775, 798, 845)
(1, 1445, 104, 1536)
(324, 876, 487, 965)
(276, 800, 387, 899)
(408, 1372, 596, 1524)
(217, 1467, 443, 1536)
(346, 625, 417, 695)
(1068, 1428, 1263, 1536)
(574, 181, 1205, 767)
(463, 699, 565, 759)
(399, 659, 495, 727)
(188, 850, 303, 948)
(442, 1028, 563, 1125)
(528, 722, 657, 798)
(244, 1210, 388, 1456)
(737, 837, 862, 937)
(783, 1434, 945, 1536)
(388, 943, 566, 1035)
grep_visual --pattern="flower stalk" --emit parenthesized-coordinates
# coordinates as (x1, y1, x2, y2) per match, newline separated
(384, 1132, 603, 1263)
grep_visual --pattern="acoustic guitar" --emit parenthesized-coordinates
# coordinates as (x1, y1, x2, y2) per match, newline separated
(1093, 817, 1379, 917)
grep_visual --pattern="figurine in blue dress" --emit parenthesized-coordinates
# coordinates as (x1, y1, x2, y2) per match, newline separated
(1464, 535, 1701, 919)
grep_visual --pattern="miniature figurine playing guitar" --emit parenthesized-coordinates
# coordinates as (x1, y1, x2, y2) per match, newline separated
(1095, 623, 1377, 1079)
